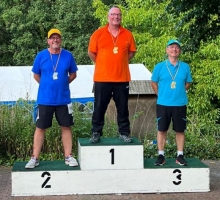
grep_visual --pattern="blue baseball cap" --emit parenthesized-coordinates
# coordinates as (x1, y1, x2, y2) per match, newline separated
(166, 39, 181, 47)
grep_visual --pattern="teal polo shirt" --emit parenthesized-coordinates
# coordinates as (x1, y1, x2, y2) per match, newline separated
(151, 60, 192, 106)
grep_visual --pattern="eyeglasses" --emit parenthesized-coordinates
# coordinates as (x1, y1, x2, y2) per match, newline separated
(49, 37, 61, 40)
(168, 46, 180, 50)
(110, 13, 122, 17)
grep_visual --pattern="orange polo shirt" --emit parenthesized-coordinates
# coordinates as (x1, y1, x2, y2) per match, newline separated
(88, 24, 136, 82)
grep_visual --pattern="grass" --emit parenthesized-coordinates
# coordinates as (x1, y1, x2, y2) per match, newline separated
(0, 99, 220, 166)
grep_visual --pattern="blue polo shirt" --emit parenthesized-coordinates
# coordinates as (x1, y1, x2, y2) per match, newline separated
(32, 49, 78, 105)
(151, 60, 192, 106)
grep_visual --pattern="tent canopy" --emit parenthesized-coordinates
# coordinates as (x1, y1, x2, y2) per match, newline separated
(0, 64, 152, 104)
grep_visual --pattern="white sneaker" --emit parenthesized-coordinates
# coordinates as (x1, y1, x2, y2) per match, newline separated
(25, 157, 39, 169)
(65, 155, 78, 167)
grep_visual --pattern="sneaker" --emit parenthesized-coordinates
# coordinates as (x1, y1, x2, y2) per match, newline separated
(119, 134, 132, 143)
(176, 155, 188, 166)
(89, 132, 101, 143)
(65, 155, 78, 167)
(154, 154, 165, 166)
(25, 157, 39, 169)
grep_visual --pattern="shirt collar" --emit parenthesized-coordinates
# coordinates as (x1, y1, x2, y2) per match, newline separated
(106, 23, 123, 33)
(167, 59, 179, 67)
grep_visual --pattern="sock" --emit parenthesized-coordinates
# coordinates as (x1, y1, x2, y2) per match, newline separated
(158, 150, 164, 156)
(177, 151, 183, 156)
(31, 155, 38, 160)
(65, 154, 72, 159)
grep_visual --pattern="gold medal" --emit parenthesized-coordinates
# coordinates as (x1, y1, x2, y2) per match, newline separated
(166, 60, 180, 90)
(171, 81, 176, 89)
(113, 47, 118, 54)
(109, 26, 120, 55)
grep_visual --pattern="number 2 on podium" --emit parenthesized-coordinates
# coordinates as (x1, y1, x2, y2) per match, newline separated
(110, 148, 114, 165)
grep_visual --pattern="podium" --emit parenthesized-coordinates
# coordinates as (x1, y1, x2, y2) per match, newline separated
(78, 137, 143, 170)
(11, 137, 210, 196)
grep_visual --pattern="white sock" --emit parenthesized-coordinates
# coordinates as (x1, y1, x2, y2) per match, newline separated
(158, 150, 164, 156)
(177, 151, 183, 156)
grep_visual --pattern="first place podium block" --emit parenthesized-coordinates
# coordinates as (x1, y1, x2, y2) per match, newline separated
(78, 137, 143, 170)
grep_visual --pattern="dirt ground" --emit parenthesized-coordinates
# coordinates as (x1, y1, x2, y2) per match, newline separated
(1, 160, 220, 200)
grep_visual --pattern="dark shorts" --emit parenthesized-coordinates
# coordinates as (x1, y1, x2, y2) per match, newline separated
(156, 104, 187, 132)
(36, 104, 74, 129)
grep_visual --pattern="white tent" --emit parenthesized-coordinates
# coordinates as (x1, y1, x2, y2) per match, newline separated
(0, 64, 152, 104)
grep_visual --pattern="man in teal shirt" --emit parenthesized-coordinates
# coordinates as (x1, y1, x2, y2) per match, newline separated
(151, 39, 192, 166)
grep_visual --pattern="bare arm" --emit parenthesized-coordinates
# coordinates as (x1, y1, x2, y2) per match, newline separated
(151, 81, 158, 95)
(69, 72, 77, 83)
(185, 82, 191, 90)
(128, 51, 136, 61)
(88, 51, 97, 63)
(33, 73, 40, 83)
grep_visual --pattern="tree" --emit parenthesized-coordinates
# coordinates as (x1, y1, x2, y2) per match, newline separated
(0, 0, 99, 65)
(91, 0, 220, 135)
(92, 0, 194, 71)
(53, 0, 99, 64)
(167, 0, 220, 51)
(185, 36, 220, 134)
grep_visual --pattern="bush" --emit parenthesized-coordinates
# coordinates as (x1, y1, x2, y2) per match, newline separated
(143, 130, 220, 160)
(0, 100, 92, 165)
(0, 100, 220, 166)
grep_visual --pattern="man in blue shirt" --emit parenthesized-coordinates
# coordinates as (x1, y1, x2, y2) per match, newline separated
(151, 39, 192, 166)
(25, 28, 78, 168)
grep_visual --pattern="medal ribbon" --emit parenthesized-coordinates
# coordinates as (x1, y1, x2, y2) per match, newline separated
(166, 60, 180, 81)
(50, 49, 62, 72)
(109, 27, 120, 48)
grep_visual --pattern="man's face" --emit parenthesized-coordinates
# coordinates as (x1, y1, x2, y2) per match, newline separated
(166, 44, 181, 57)
(47, 33, 62, 49)
(108, 7, 122, 26)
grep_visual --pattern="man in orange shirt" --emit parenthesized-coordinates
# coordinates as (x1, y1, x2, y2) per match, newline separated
(88, 6, 136, 143)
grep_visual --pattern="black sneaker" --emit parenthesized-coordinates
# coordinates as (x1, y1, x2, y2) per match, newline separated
(176, 155, 188, 166)
(119, 134, 132, 143)
(89, 132, 101, 143)
(154, 154, 165, 166)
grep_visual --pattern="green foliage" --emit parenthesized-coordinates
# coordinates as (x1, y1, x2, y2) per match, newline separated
(92, 0, 220, 156)
(0, 99, 220, 166)
(103, 116, 118, 138)
(0, 0, 99, 65)
(0, 100, 92, 166)
(0, 101, 35, 165)
(53, 0, 99, 64)
(1, 0, 220, 164)
(167, 0, 220, 50)
(143, 131, 220, 160)
(184, 132, 220, 160)
(184, 36, 220, 136)
(92, 0, 195, 71)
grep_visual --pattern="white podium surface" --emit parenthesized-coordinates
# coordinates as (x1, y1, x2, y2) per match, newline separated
(11, 137, 210, 196)
(78, 137, 143, 170)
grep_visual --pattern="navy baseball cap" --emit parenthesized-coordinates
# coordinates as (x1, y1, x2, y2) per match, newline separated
(166, 39, 181, 47)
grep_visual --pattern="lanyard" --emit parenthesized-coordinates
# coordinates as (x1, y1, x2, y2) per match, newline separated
(50, 49, 62, 72)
